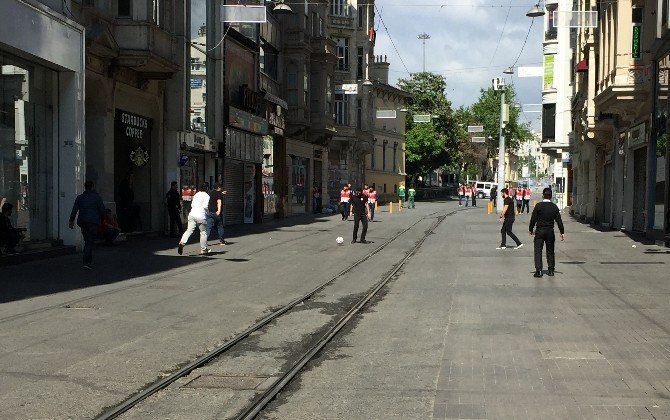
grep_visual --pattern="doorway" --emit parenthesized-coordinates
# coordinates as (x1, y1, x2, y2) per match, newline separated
(632, 147, 647, 232)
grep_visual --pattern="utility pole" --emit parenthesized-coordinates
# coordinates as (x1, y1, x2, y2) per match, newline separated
(418, 33, 430, 72)
(493, 77, 508, 212)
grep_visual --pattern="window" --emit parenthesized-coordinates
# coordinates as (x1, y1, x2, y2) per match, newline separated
(382, 139, 388, 170)
(357, 47, 364, 80)
(335, 38, 350, 71)
(260, 41, 278, 80)
(312, 12, 318, 37)
(303, 63, 309, 106)
(190, 0, 208, 133)
(326, 75, 332, 115)
(118, 0, 131, 17)
(319, 17, 324, 36)
(357, 6, 365, 28)
(331, 0, 348, 16)
(371, 139, 377, 169)
(288, 71, 298, 106)
(393, 141, 398, 172)
(335, 94, 348, 125)
(356, 99, 362, 129)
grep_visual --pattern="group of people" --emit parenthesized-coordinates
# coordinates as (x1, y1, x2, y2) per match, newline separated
(340, 184, 379, 244)
(397, 185, 417, 209)
(174, 182, 227, 256)
(497, 187, 565, 278)
(509, 185, 533, 214)
(457, 184, 479, 207)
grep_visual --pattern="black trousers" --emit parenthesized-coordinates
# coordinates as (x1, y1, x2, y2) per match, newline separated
(534, 228, 556, 272)
(522, 199, 530, 213)
(501, 218, 521, 247)
(353, 213, 368, 241)
(168, 207, 184, 236)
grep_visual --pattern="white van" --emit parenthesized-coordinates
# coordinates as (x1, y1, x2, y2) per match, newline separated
(473, 181, 495, 199)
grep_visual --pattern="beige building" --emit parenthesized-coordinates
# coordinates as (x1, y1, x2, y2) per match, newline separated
(365, 57, 410, 202)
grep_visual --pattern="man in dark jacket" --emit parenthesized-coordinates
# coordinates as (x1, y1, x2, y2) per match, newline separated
(349, 187, 371, 244)
(166, 181, 183, 237)
(0, 203, 26, 254)
(69, 181, 106, 269)
(529, 187, 565, 278)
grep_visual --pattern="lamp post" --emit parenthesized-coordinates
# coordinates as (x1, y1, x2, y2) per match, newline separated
(493, 76, 508, 212)
(418, 33, 430, 72)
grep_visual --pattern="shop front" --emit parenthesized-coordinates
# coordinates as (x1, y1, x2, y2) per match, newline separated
(652, 53, 669, 242)
(179, 131, 218, 215)
(225, 107, 267, 225)
(0, 0, 85, 246)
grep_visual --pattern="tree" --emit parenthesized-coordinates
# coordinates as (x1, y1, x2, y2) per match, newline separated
(397, 72, 460, 179)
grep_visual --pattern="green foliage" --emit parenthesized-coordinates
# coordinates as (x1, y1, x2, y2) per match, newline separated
(397, 72, 461, 177)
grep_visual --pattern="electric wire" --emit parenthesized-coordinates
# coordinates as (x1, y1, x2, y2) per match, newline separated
(488, 0, 514, 68)
(374, 3, 411, 75)
(511, 17, 535, 69)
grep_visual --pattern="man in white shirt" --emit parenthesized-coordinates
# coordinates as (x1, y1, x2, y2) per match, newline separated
(178, 182, 211, 255)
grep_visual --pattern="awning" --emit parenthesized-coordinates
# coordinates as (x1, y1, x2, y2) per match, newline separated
(262, 91, 288, 109)
(576, 59, 588, 72)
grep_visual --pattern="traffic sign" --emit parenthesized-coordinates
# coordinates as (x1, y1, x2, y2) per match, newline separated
(467, 125, 484, 133)
(471, 137, 486, 143)
(413, 114, 431, 123)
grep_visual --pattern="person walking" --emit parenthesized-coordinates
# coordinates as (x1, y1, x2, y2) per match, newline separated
(69, 181, 106, 269)
(529, 188, 565, 278)
(471, 183, 477, 207)
(398, 183, 406, 208)
(166, 181, 183, 238)
(340, 185, 351, 221)
(349, 187, 371, 244)
(178, 182, 211, 256)
(368, 186, 377, 221)
(490, 185, 498, 208)
(458, 184, 465, 206)
(408, 185, 416, 209)
(463, 184, 471, 207)
(522, 185, 531, 214)
(515, 187, 524, 214)
(207, 182, 226, 246)
(497, 188, 523, 250)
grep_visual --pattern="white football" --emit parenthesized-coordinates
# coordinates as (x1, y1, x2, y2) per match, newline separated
(336, 236, 344, 244)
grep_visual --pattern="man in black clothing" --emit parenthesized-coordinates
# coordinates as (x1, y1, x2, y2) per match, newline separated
(207, 182, 226, 245)
(0, 203, 26, 254)
(349, 187, 371, 244)
(498, 188, 523, 250)
(166, 181, 183, 237)
(529, 188, 565, 277)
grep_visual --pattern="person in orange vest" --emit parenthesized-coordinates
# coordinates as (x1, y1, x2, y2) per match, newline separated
(340, 185, 351, 221)
(463, 184, 471, 207)
(368, 186, 377, 221)
(522, 186, 531, 214)
(363, 184, 370, 197)
(458, 184, 465, 206)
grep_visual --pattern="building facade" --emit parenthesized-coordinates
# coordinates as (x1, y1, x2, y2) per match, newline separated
(365, 56, 409, 202)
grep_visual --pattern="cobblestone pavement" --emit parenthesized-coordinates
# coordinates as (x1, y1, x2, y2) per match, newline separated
(262, 205, 670, 420)
(1, 202, 669, 419)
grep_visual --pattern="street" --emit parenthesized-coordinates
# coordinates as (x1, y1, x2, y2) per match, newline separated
(1, 201, 669, 419)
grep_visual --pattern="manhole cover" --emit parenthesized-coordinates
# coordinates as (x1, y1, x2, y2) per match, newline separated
(225, 258, 249, 262)
(183, 375, 273, 390)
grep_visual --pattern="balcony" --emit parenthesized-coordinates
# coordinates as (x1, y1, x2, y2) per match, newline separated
(287, 107, 310, 128)
(284, 29, 310, 49)
(113, 20, 179, 78)
(545, 30, 557, 41)
(328, 12, 354, 29)
(595, 65, 651, 122)
(310, 37, 338, 63)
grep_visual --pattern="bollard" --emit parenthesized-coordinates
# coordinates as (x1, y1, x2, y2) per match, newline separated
(389, 202, 393, 214)
(375, 201, 378, 211)
(398, 200, 402, 211)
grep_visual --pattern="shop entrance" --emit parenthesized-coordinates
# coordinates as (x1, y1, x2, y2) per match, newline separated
(0, 53, 55, 242)
(633, 147, 647, 232)
(291, 156, 308, 214)
(602, 162, 612, 225)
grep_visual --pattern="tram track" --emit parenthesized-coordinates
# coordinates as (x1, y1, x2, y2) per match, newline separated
(95, 210, 451, 419)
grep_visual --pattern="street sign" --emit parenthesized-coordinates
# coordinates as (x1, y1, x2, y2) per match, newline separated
(522, 166, 529, 178)
(554, 11, 598, 28)
(467, 125, 484, 133)
(413, 114, 431, 123)
(337, 83, 358, 95)
(522, 104, 542, 113)
(471, 137, 486, 143)
(376, 110, 397, 119)
(221, 5, 266, 23)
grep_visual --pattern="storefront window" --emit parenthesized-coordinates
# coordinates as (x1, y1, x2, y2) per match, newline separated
(0, 52, 55, 242)
(262, 136, 276, 215)
(291, 156, 308, 213)
(190, 0, 208, 133)
(654, 54, 669, 231)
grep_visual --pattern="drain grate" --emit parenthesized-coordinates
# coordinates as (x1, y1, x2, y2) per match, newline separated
(182, 375, 273, 390)
(600, 262, 665, 265)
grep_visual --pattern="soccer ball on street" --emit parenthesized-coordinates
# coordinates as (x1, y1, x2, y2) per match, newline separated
(336, 236, 344, 245)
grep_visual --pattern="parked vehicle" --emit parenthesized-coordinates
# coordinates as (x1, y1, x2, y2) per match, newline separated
(473, 181, 495, 199)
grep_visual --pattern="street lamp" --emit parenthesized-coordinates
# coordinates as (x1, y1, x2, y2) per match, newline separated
(418, 33, 430, 72)
(269, 0, 293, 14)
(503, 66, 514, 75)
(526, 3, 545, 17)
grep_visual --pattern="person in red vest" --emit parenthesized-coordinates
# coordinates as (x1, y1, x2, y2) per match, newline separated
(515, 187, 524, 214)
(522, 186, 532, 214)
(368, 186, 378, 221)
(340, 185, 351, 221)
(458, 184, 465, 206)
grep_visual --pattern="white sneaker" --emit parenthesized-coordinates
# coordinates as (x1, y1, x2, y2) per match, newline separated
(514, 243, 524, 250)
(496, 246, 507, 250)
(200, 248, 211, 255)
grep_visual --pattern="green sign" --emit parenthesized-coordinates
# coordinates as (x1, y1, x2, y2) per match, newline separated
(543, 55, 555, 90)
(632, 25, 641, 59)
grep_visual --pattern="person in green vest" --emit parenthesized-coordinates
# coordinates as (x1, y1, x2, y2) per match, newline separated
(408, 185, 416, 209)
(398, 183, 406, 207)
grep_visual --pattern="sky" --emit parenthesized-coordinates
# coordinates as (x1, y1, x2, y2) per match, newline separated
(372, 0, 545, 129)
